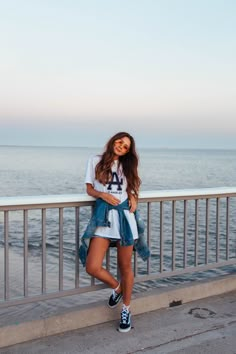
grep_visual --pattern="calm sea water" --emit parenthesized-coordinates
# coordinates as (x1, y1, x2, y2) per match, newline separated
(0, 145, 236, 196)
(0, 146, 236, 298)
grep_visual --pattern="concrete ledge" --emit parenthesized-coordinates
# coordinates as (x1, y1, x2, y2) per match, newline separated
(1, 274, 236, 348)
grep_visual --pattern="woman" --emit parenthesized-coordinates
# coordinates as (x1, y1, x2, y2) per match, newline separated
(79, 132, 150, 333)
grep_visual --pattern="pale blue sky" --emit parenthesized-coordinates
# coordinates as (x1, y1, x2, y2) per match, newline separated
(0, 0, 235, 148)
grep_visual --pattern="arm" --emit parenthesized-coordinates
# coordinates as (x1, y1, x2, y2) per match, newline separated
(86, 183, 120, 206)
(128, 194, 138, 213)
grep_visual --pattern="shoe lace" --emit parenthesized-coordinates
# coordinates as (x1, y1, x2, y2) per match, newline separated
(112, 290, 120, 300)
(112, 290, 118, 300)
(121, 308, 129, 323)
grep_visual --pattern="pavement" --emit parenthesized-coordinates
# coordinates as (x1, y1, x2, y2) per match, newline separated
(1, 289, 236, 354)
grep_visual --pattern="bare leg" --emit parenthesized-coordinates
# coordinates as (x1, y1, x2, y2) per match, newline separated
(117, 243, 134, 306)
(86, 237, 119, 289)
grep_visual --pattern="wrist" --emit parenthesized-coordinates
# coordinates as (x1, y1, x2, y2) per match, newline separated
(97, 191, 104, 199)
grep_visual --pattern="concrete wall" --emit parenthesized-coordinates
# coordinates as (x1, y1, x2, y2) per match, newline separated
(1, 274, 236, 348)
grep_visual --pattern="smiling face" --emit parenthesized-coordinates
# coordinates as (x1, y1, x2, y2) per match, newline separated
(113, 136, 131, 158)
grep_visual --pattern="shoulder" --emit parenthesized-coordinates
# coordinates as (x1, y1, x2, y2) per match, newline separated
(87, 154, 101, 164)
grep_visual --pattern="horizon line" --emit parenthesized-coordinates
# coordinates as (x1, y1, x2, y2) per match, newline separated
(0, 144, 236, 151)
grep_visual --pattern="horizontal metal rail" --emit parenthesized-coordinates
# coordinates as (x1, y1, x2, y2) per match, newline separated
(0, 187, 236, 308)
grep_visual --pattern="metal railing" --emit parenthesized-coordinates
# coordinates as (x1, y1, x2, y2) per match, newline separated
(0, 187, 236, 308)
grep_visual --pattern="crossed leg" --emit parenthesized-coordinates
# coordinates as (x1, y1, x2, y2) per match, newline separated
(85, 237, 120, 290)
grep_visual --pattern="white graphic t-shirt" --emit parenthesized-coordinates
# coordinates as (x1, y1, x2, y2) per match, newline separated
(85, 155, 138, 240)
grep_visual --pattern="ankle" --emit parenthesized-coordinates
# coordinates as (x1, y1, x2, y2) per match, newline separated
(113, 282, 121, 293)
(122, 304, 130, 312)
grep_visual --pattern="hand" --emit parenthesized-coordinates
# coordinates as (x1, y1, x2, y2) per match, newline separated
(101, 192, 120, 206)
(129, 195, 137, 213)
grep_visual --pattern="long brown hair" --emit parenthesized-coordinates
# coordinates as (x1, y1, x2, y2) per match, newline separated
(95, 132, 141, 199)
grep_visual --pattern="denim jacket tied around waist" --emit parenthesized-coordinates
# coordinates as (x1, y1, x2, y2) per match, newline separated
(78, 198, 150, 267)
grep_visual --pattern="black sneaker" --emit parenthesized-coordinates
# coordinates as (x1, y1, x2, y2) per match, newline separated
(118, 307, 131, 333)
(108, 289, 122, 308)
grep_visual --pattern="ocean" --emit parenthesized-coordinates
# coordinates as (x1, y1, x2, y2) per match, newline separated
(0, 146, 236, 298)
(1, 146, 236, 197)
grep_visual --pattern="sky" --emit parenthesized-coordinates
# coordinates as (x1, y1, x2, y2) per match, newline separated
(0, 0, 236, 149)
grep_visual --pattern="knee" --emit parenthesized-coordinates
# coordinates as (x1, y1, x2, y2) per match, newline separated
(86, 262, 100, 277)
(119, 264, 133, 277)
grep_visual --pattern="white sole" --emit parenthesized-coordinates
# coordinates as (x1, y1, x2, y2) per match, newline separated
(118, 326, 131, 333)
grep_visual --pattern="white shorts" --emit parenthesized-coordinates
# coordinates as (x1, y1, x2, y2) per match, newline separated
(94, 209, 138, 240)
